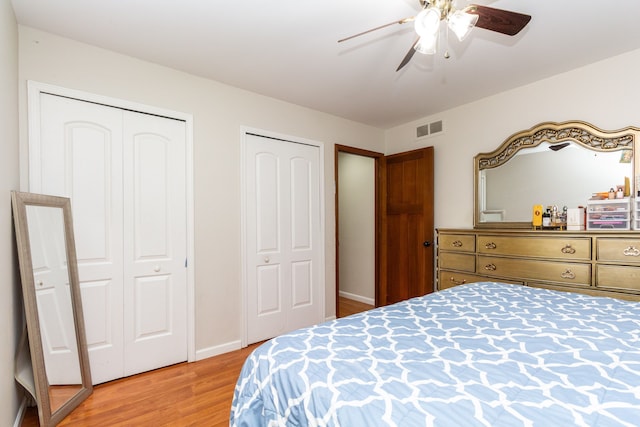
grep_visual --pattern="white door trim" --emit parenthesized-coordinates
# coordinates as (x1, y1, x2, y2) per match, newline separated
(24, 80, 196, 362)
(240, 126, 326, 347)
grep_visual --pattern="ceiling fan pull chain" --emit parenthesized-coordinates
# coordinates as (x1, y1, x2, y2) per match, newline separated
(444, 25, 451, 59)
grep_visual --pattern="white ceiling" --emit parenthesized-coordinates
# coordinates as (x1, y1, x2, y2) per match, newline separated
(11, 0, 640, 129)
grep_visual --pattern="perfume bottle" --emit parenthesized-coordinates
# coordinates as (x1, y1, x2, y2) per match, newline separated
(532, 204, 543, 227)
(542, 209, 551, 227)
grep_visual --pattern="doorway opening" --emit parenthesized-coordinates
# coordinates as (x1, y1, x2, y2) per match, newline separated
(335, 145, 435, 317)
(334, 145, 383, 318)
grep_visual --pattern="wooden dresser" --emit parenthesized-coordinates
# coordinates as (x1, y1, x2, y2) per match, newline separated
(437, 229, 640, 301)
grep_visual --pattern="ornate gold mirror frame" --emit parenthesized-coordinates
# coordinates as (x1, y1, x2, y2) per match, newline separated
(12, 191, 92, 426)
(474, 121, 640, 228)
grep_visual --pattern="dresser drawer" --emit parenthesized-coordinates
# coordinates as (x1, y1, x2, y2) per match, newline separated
(596, 264, 640, 291)
(439, 252, 475, 272)
(527, 282, 640, 301)
(477, 235, 591, 261)
(438, 271, 487, 290)
(438, 270, 522, 290)
(438, 233, 475, 253)
(477, 255, 591, 285)
(597, 238, 640, 264)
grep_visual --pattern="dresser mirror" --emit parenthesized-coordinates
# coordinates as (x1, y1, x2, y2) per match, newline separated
(11, 191, 92, 426)
(474, 121, 640, 228)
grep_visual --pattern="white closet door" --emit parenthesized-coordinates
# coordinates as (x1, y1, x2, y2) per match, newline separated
(35, 94, 125, 384)
(122, 112, 187, 375)
(32, 93, 187, 384)
(28, 205, 81, 385)
(245, 133, 323, 344)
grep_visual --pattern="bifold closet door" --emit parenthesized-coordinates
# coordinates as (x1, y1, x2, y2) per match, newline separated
(32, 93, 187, 384)
(121, 111, 187, 377)
(244, 133, 323, 344)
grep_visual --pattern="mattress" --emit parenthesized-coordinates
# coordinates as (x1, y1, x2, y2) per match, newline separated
(230, 282, 640, 426)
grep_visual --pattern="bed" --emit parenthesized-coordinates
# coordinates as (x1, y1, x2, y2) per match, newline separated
(230, 282, 640, 426)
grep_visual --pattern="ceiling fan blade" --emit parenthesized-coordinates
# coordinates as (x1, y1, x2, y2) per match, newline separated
(338, 17, 414, 43)
(466, 5, 531, 36)
(396, 38, 420, 72)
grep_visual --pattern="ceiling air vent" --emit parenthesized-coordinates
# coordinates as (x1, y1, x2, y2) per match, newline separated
(416, 120, 444, 139)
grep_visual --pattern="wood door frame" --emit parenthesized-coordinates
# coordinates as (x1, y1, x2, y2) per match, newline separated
(334, 145, 384, 317)
(25, 81, 197, 362)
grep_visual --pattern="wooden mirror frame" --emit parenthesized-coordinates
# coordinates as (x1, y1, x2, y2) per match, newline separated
(474, 121, 640, 228)
(11, 191, 92, 426)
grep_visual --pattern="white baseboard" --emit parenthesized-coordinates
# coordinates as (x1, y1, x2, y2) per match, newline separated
(195, 340, 242, 361)
(339, 290, 374, 306)
(13, 396, 28, 427)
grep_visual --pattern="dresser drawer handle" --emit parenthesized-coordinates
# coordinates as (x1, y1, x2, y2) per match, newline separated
(623, 246, 640, 257)
(560, 269, 576, 280)
(452, 240, 463, 247)
(448, 277, 467, 285)
(484, 263, 497, 271)
(484, 242, 497, 250)
(561, 244, 576, 254)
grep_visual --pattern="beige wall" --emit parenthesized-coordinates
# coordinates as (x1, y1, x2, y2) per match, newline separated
(385, 48, 640, 229)
(17, 26, 386, 358)
(338, 152, 375, 303)
(1, 0, 21, 424)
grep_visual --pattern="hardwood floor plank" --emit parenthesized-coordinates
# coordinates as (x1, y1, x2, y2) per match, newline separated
(338, 296, 374, 317)
(22, 297, 373, 426)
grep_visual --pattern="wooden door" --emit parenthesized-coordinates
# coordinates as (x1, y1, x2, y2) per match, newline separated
(380, 147, 434, 305)
(244, 132, 324, 344)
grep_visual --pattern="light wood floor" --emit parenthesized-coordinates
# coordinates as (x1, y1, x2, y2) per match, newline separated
(338, 295, 374, 317)
(22, 297, 373, 426)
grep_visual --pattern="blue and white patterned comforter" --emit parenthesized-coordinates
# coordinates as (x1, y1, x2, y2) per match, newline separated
(230, 283, 640, 426)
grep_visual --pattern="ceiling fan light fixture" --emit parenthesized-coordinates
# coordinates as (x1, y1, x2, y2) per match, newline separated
(414, 7, 441, 37)
(447, 9, 479, 41)
(337, 1, 533, 72)
(415, 33, 438, 55)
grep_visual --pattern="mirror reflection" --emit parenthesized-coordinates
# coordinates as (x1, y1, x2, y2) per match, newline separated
(26, 205, 83, 414)
(12, 191, 92, 427)
(480, 142, 633, 222)
(474, 121, 639, 228)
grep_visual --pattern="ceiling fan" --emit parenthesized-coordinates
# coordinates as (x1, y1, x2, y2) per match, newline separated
(338, 0, 531, 71)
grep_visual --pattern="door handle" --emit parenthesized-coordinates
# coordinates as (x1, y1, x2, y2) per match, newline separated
(423, 241, 431, 247)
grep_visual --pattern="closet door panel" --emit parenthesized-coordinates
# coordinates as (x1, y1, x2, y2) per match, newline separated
(133, 134, 170, 257)
(132, 275, 172, 338)
(80, 279, 116, 352)
(122, 112, 187, 375)
(35, 94, 125, 384)
(69, 129, 111, 261)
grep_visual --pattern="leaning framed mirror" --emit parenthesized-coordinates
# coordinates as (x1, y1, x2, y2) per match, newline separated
(474, 121, 639, 228)
(11, 191, 92, 426)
